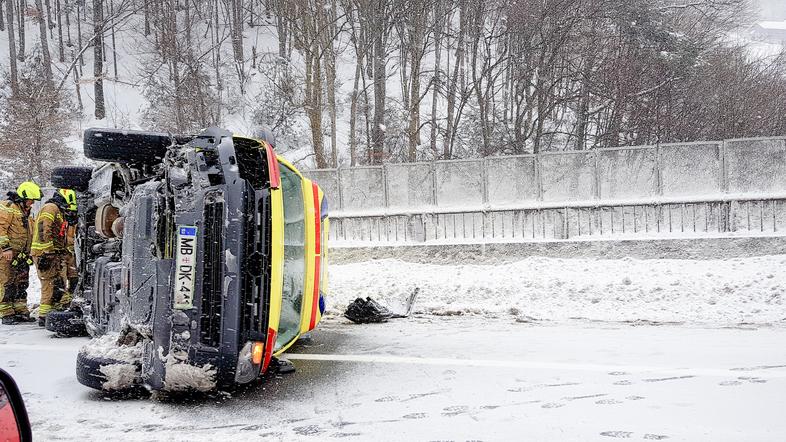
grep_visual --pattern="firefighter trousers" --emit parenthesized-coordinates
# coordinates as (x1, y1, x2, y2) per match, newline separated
(36, 254, 70, 317)
(0, 259, 31, 318)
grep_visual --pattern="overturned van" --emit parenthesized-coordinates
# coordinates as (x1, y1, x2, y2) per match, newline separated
(50, 127, 328, 392)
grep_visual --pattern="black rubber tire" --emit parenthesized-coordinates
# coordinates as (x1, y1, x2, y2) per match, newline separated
(45, 310, 88, 337)
(76, 350, 141, 391)
(50, 166, 93, 192)
(83, 127, 173, 165)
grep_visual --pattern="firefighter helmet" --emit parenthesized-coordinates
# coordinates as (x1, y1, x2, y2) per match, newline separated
(58, 188, 78, 211)
(16, 181, 42, 201)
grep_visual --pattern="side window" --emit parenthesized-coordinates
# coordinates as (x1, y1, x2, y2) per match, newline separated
(275, 163, 305, 351)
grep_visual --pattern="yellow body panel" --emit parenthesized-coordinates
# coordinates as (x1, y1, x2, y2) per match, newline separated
(299, 178, 317, 335)
(236, 144, 327, 358)
(268, 186, 284, 338)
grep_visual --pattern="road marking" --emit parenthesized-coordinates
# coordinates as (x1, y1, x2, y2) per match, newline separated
(5, 342, 784, 379)
(1, 343, 84, 352)
(285, 353, 786, 378)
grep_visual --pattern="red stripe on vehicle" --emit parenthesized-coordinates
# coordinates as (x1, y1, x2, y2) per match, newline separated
(265, 143, 280, 189)
(262, 327, 277, 373)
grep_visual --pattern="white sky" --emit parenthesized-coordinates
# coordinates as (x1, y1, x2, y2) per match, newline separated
(758, 0, 786, 20)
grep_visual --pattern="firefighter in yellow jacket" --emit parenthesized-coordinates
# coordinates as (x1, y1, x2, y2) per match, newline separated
(0, 182, 42, 325)
(64, 214, 78, 297)
(31, 188, 77, 326)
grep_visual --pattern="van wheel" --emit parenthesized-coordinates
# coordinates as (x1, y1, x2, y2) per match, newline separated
(76, 351, 142, 392)
(83, 128, 173, 165)
(45, 310, 88, 337)
(50, 166, 93, 192)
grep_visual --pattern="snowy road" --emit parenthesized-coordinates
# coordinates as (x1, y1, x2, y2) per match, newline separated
(2, 317, 785, 441)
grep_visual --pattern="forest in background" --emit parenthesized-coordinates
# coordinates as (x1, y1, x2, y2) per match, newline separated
(1, 0, 785, 184)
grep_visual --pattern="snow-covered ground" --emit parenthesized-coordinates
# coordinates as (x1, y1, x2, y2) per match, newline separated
(2, 253, 786, 440)
(327, 255, 786, 325)
(2, 317, 785, 441)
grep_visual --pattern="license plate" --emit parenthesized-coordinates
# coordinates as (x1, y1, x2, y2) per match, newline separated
(174, 226, 198, 309)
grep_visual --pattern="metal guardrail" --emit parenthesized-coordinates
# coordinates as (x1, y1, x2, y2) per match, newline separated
(327, 196, 786, 244)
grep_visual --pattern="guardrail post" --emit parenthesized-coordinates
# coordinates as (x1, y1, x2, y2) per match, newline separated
(655, 144, 663, 196)
(431, 161, 439, 207)
(335, 168, 344, 211)
(535, 153, 543, 202)
(720, 140, 728, 193)
(563, 207, 569, 239)
(382, 164, 390, 208)
(481, 158, 489, 205)
(593, 149, 601, 200)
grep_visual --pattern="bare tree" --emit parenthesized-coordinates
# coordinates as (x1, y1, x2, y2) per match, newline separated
(17, 0, 25, 59)
(34, 0, 54, 88)
(443, 0, 466, 158)
(94, 0, 105, 119)
(55, 0, 63, 61)
(5, 0, 18, 94)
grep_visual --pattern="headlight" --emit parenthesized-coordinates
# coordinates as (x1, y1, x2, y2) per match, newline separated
(234, 341, 263, 383)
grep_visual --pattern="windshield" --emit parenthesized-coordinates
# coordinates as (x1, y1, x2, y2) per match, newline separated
(274, 163, 306, 351)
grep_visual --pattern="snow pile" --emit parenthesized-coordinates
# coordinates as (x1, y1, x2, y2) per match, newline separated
(99, 363, 139, 391)
(158, 347, 217, 392)
(79, 333, 144, 390)
(327, 255, 786, 325)
(80, 333, 143, 363)
(163, 362, 217, 392)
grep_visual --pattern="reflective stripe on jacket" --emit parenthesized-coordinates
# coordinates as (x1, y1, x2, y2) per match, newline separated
(0, 200, 33, 254)
(31, 203, 67, 256)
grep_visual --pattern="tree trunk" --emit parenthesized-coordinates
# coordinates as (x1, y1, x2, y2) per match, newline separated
(143, 0, 150, 35)
(349, 55, 361, 166)
(324, 0, 337, 167)
(407, 9, 424, 162)
(371, 2, 386, 164)
(73, 50, 83, 110)
(213, 0, 222, 122)
(169, 0, 182, 130)
(76, 0, 83, 70)
(0, 0, 5, 31)
(430, 0, 443, 156)
(575, 58, 591, 150)
(64, 0, 71, 46)
(56, 0, 63, 61)
(305, 53, 327, 168)
(327, 61, 337, 166)
(93, 0, 105, 119)
(108, 0, 117, 77)
(443, 0, 466, 159)
(469, 1, 490, 155)
(35, 0, 54, 88)
(5, 0, 18, 95)
(17, 0, 25, 60)
(231, 0, 245, 92)
(43, 0, 53, 36)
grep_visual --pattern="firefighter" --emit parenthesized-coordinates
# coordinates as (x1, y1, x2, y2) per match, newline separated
(31, 188, 77, 326)
(0, 181, 42, 325)
(64, 206, 79, 298)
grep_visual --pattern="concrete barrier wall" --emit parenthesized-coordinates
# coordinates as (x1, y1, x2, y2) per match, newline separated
(306, 137, 786, 213)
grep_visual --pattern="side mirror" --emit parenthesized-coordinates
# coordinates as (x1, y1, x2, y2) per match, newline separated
(0, 369, 31, 442)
